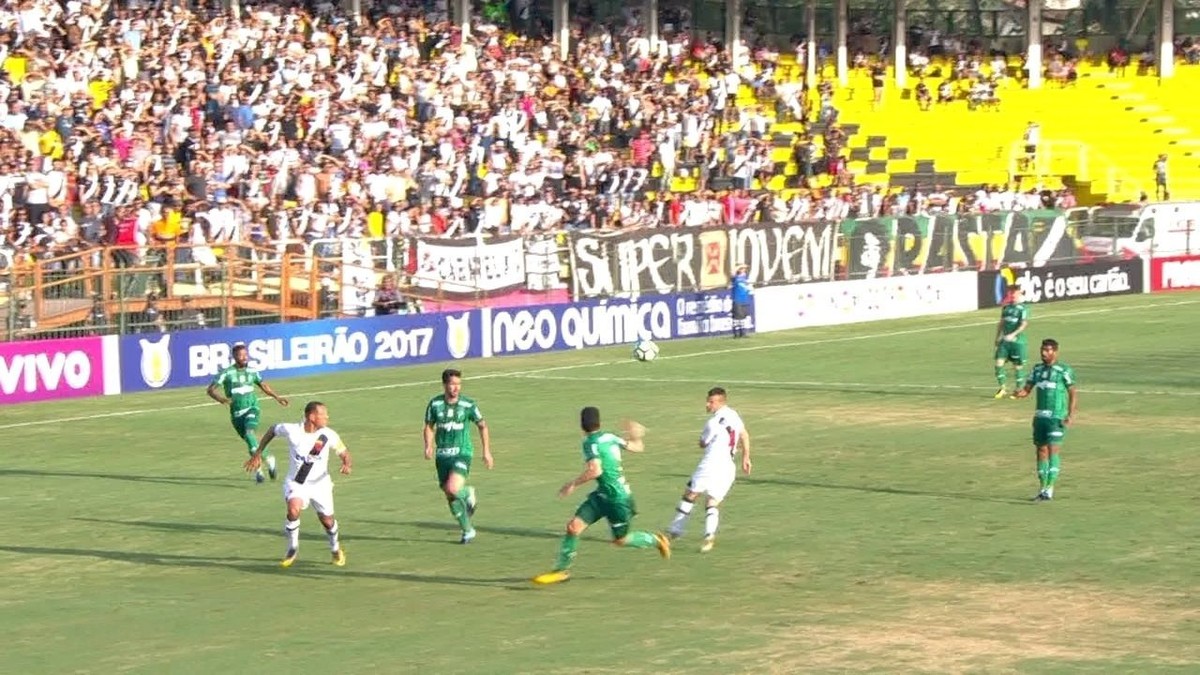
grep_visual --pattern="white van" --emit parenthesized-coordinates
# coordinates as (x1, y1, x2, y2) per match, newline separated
(1080, 203, 1200, 258)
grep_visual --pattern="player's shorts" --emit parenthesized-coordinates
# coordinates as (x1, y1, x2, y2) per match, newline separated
(994, 340, 1027, 364)
(1032, 416, 1067, 447)
(731, 302, 749, 321)
(284, 478, 335, 516)
(435, 451, 472, 486)
(231, 408, 261, 438)
(575, 491, 638, 541)
(687, 464, 737, 503)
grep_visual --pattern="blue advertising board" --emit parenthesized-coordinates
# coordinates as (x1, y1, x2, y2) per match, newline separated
(120, 311, 480, 394)
(118, 290, 755, 393)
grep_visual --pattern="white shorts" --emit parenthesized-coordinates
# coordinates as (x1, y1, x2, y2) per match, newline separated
(283, 479, 335, 516)
(687, 464, 736, 503)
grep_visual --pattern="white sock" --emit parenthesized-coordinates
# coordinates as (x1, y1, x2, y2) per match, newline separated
(704, 506, 720, 538)
(266, 455, 277, 472)
(668, 500, 694, 535)
(325, 520, 340, 552)
(284, 519, 300, 551)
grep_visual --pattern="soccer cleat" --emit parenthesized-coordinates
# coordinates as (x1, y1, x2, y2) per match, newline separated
(331, 549, 346, 566)
(531, 570, 571, 585)
(993, 388, 1008, 399)
(1033, 491, 1049, 502)
(653, 532, 673, 560)
(255, 470, 265, 484)
(465, 486, 477, 517)
(267, 456, 277, 481)
(665, 530, 681, 541)
(700, 536, 715, 553)
(460, 529, 476, 544)
(280, 549, 298, 568)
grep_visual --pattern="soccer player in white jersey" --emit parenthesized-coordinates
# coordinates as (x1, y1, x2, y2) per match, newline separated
(246, 401, 353, 568)
(665, 387, 752, 552)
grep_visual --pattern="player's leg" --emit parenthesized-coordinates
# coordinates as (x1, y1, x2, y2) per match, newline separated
(1044, 420, 1067, 499)
(533, 495, 601, 584)
(699, 476, 735, 552)
(666, 478, 702, 538)
(281, 487, 306, 567)
(438, 457, 475, 543)
(993, 344, 1010, 398)
(1032, 418, 1052, 500)
(1009, 345, 1027, 400)
(311, 485, 345, 566)
(241, 410, 276, 481)
(611, 498, 671, 559)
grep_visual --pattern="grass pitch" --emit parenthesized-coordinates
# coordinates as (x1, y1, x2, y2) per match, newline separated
(2, 292, 1198, 674)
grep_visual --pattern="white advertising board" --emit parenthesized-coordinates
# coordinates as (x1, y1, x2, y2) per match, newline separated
(754, 273, 979, 332)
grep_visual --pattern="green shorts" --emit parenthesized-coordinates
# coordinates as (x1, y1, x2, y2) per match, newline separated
(1032, 416, 1067, 448)
(575, 491, 638, 540)
(435, 450, 472, 486)
(995, 339, 1027, 364)
(231, 408, 261, 439)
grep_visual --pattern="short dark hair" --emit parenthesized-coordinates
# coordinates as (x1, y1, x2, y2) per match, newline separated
(580, 406, 601, 432)
(232, 343, 248, 356)
(1041, 338, 1059, 350)
(707, 387, 727, 398)
(304, 401, 325, 416)
(442, 368, 462, 384)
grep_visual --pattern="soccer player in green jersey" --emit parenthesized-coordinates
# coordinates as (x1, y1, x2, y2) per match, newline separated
(206, 344, 290, 482)
(423, 368, 493, 544)
(1014, 338, 1078, 501)
(994, 288, 1031, 399)
(531, 407, 671, 585)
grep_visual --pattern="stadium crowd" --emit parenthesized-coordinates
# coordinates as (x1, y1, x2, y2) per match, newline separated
(0, 0, 1098, 273)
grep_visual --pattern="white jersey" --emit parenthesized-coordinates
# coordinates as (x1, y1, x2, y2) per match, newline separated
(273, 421, 346, 486)
(697, 405, 746, 470)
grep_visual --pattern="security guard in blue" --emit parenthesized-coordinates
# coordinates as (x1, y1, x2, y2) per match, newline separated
(730, 265, 752, 338)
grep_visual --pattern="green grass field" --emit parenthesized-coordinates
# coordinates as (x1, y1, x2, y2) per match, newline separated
(3, 292, 1199, 675)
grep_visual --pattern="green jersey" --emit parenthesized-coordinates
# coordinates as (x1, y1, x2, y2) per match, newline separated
(425, 394, 483, 455)
(1000, 302, 1030, 341)
(581, 431, 633, 502)
(1026, 362, 1076, 419)
(211, 365, 263, 415)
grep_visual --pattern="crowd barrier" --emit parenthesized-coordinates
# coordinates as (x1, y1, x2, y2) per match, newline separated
(8, 202, 1200, 406)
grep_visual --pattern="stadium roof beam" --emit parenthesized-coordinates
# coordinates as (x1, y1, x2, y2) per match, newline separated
(1159, 0, 1176, 78)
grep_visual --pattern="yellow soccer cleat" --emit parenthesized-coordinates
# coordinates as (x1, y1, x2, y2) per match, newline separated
(531, 570, 571, 585)
(700, 536, 715, 553)
(331, 549, 346, 567)
(993, 388, 1008, 399)
(280, 549, 298, 568)
(654, 532, 672, 560)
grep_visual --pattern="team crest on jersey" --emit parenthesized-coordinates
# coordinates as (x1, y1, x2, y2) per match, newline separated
(445, 313, 471, 360)
(139, 334, 172, 389)
(309, 434, 328, 456)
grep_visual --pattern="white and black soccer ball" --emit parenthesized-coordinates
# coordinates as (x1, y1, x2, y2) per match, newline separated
(632, 339, 660, 362)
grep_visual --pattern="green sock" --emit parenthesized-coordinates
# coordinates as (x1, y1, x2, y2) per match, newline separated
(1036, 458, 1050, 489)
(243, 431, 258, 455)
(995, 365, 1007, 387)
(555, 534, 579, 570)
(449, 496, 472, 531)
(1047, 454, 1062, 487)
(1014, 367, 1025, 386)
(624, 531, 657, 549)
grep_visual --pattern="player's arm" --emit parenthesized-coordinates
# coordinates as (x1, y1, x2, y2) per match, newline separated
(1008, 314, 1029, 341)
(739, 427, 752, 475)
(244, 425, 278, 472)
(335, 439, 353, 475)
(476, 419, 494, 469)
(423, 402, 437, 460)
(559, 458, 601, 498)
(1014, 374, 1035, 399)
(206, 373, 229, 405)
(257, 380, 289, 407)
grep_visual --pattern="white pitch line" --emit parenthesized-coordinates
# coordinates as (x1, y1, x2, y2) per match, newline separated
(513, 374, 1200, 397)
(1, 297, 1195, 430)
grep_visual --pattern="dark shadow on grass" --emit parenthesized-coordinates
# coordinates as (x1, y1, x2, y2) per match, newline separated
(72, 517, 408, 543)
(0, 545, 536, 589)
(360, 519, 563, 541)
(738, 476, 1032, 505)
(0, 468, 245, 489)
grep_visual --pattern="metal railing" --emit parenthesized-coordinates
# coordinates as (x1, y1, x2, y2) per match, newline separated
(1009, 139, 1144, 202)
